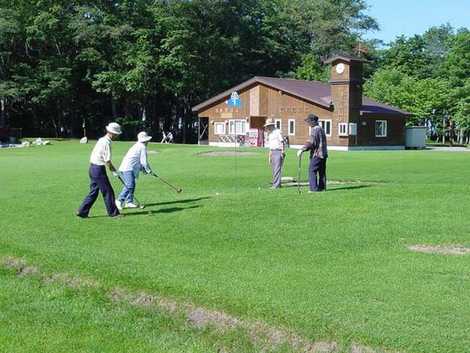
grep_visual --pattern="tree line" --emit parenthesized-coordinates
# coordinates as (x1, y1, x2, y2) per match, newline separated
(364, 25, 470, 144)
(0, 1, 468, 143)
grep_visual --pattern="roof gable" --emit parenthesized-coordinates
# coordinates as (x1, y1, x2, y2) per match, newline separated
(191, 77, 332, 112)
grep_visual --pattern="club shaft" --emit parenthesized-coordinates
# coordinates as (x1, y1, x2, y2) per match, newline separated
(152, 173, 181, 192)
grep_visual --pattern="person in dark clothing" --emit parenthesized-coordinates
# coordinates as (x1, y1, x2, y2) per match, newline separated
(297, 114, 328, 192)
(76, 122, 122, 218)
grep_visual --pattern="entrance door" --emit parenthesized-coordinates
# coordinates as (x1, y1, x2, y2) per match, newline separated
(249, 116, 267, 147)
(198, 117, 209, 145)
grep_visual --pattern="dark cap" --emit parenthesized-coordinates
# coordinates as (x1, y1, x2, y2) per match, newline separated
(305, 114, 319, 124)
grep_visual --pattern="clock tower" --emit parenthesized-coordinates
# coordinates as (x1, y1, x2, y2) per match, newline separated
(324, 55, 365, 143)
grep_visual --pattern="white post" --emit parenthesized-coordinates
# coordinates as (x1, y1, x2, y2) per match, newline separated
(0, 98, 5, 128)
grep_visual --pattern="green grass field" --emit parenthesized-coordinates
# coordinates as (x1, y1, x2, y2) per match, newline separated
(1, 141, 470, 353)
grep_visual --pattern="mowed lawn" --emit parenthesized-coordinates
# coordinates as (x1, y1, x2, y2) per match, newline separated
(1, 141, 470, 353)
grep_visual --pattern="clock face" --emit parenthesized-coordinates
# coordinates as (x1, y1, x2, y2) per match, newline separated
(336, 63, 345, 74)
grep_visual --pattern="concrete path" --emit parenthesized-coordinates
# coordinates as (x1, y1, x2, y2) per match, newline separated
(425, 146, 470, 152)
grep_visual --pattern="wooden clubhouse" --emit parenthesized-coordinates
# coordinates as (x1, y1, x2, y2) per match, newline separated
(192, 55, 411, 150)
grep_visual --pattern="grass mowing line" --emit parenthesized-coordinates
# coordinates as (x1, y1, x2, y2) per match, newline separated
(1, 255, 398, 353)
(408, 244, 470, 256)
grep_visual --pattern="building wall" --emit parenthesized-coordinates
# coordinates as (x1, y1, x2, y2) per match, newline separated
(357, 115, 406, 146)
(198, 83, 405, 148)
(200, 84, 340, 146)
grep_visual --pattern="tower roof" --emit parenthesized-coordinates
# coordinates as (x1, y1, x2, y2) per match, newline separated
(323, 54, 367, 64)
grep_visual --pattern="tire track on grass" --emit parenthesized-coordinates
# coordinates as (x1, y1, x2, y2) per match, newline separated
(2, 256, 400, 353)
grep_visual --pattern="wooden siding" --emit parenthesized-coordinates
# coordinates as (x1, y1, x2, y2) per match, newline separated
(357, 115, 406, 146)
(198, 82, 405, 148)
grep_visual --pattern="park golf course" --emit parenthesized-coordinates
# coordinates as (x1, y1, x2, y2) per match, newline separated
(1, 141, 470, 353)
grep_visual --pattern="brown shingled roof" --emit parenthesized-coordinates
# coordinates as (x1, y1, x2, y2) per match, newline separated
(192, 76, 411, 116)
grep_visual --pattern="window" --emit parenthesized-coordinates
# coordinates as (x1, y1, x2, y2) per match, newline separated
(288, 119, 295, 136)
(320, 120, 331, 136)
(228, 119, 247, 135)
(338, 123, 348, 136)
(214, 122, 225, 135)
(309, 119, 332, 136)
(375, 120, 387, 137)
(275, 119, 282, 131)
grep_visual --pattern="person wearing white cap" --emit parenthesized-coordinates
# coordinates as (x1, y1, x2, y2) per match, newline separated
(115, 131, 153, 209)
(77, 122, 122, 218)
(264, 118, 285, 189)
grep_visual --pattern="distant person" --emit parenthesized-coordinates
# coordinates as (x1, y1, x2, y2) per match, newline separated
(76, 122, 122, 218)
(115, 131, 153, 210)
(264, 118, 285, 189)
(160, 131, 167, 143)
(166, 131, 174, 143)
(297, 114, 328, 192)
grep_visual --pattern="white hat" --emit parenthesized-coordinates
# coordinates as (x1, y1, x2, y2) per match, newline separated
(137, 131, 152, 143)
(106, 122, 122, 135)
(264, 118, 276, 127)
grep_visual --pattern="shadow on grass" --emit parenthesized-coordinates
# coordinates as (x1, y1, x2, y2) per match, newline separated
(123, 205, 201, 217)
(143, 197, 211, 208)
(87, 204, 201, 219)
(326, 184, 373, 192)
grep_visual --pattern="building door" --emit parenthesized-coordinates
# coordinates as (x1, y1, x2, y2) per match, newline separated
(249, 116, 266, 147)
(198, 117, 209, 145)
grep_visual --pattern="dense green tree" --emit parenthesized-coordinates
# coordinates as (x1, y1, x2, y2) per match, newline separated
(1, 0, 466, 144)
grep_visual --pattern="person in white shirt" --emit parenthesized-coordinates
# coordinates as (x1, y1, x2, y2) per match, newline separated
(160, 131, 167, 143)
(77, 122, 122, 218)
(264, 118, 285, 189)
(166, 131, 173, 143)
(115, 131, 153, 209)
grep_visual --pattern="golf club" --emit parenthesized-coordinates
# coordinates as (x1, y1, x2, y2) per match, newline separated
(115, 173, 145, 209)
(151, 172, 182, 193)
(297, 152, 302, 194)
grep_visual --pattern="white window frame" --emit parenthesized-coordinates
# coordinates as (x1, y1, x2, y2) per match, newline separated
(214, 122, 226, 135)
(375, 120, 387, 137)
(309, 119, 332, 137)
(275, 119, 282, 132)
(228, 119, 247, 135)
(338, 122, 348, 136)
(288, 119, 295, 136)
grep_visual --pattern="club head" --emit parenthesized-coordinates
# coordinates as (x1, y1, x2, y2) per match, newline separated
(177, 189, 182, 193)
(140, 205, 145, 209)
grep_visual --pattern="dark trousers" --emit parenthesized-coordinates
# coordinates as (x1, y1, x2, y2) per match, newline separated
(309, 156, 327, 191)
(77, 164, 120, 217)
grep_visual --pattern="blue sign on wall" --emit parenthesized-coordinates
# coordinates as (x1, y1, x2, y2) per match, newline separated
(226, 92, 241, 108)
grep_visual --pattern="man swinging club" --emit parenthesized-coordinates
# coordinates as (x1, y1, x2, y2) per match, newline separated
(115, 131, 153, 210)
(76, 122, 122, 218)
(297, 114, 328, 192)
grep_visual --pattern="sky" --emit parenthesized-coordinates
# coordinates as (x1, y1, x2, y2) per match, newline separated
(363, 0, 470, 44)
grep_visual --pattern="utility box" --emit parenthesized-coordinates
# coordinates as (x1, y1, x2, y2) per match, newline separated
(406, 126, 426, 149)
(349, 123, 357, 136)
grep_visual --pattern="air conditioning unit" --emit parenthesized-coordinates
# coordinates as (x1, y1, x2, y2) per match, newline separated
(349, 123, 357, 136)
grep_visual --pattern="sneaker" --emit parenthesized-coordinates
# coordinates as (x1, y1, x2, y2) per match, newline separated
(115, 199, 123, 211)
(125, 202, 139, 208)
